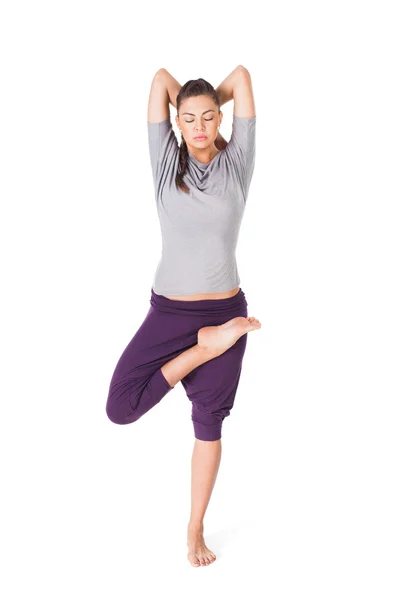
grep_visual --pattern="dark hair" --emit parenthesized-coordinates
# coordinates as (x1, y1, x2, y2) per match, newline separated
(175, 78, 220, 194)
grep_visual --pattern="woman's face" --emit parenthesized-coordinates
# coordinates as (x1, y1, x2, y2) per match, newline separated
(176, 95, 222, 150)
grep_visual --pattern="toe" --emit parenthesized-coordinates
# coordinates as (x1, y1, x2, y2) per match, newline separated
(188, 551, 200, 567)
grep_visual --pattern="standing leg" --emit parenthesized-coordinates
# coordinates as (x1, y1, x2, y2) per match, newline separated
(184, 323, 253, 567)
(187, 439, 221, 567)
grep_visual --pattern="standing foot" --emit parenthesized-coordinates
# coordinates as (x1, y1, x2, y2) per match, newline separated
(187, 523, 216, 567)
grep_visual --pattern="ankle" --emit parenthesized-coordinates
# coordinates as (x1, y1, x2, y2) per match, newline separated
(194, 342, 218, 361)
(188, 519, 204, 532)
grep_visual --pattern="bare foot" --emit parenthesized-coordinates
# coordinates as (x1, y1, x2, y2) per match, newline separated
(198, 316, 261, 357)
(187, 523, 216, 567)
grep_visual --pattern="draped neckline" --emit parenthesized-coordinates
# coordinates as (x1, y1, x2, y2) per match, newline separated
(187, 150, 222, 169)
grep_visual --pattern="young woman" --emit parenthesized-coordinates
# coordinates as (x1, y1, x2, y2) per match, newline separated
(106, 65, 261, 567)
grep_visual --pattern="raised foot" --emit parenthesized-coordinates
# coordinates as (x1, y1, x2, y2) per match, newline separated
(198, 316, 261, 357)
(187, 524, 216, 567)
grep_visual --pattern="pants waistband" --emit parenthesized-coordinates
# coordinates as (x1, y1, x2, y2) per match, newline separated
(150, 287, 247, 316)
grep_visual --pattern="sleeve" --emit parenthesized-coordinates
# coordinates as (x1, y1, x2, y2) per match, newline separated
(224, 114, 256, 199)
(147, 117, 179, 190)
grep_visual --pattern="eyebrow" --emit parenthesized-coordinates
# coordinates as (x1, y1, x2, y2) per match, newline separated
(181, 109, 216, 116)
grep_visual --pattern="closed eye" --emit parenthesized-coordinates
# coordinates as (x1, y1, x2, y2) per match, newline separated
(185, 118, 214, 123)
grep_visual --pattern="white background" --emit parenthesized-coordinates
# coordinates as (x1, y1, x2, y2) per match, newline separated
(1, 1, 399, 598)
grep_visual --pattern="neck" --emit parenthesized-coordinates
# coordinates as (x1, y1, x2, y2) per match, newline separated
(187, 144, 219, 164)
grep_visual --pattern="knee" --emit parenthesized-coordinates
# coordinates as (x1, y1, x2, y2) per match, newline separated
(105, 389, 140, 425)
(106, 402, 126, 425)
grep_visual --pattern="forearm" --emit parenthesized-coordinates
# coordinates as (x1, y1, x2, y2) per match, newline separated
(156, 68, 182, 109)
(214, 66, 249, 149)
(215, 65, 245, 107)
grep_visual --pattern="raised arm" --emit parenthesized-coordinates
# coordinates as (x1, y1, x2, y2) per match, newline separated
(216, 66, 256, 199)
(215, 65, 256, 117)
(147, 68, 182, 123)
(214, 66, 256, 150)
(147, 69, 181, 190)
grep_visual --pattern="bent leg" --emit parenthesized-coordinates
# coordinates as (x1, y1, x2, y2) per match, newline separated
(106, 306, 222, 426)
(105, 305, 178, 425)
(106, 343, 218, 426)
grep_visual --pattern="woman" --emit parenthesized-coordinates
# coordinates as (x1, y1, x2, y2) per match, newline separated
(106, 65, 261, 567)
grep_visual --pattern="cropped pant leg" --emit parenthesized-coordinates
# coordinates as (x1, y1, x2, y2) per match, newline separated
(181, 330, 248, 441)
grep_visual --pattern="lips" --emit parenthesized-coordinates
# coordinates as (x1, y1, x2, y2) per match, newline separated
(194, 136, 207, 140)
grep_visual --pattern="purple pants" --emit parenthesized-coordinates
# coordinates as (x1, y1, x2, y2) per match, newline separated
(105, 287, 248, 441)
